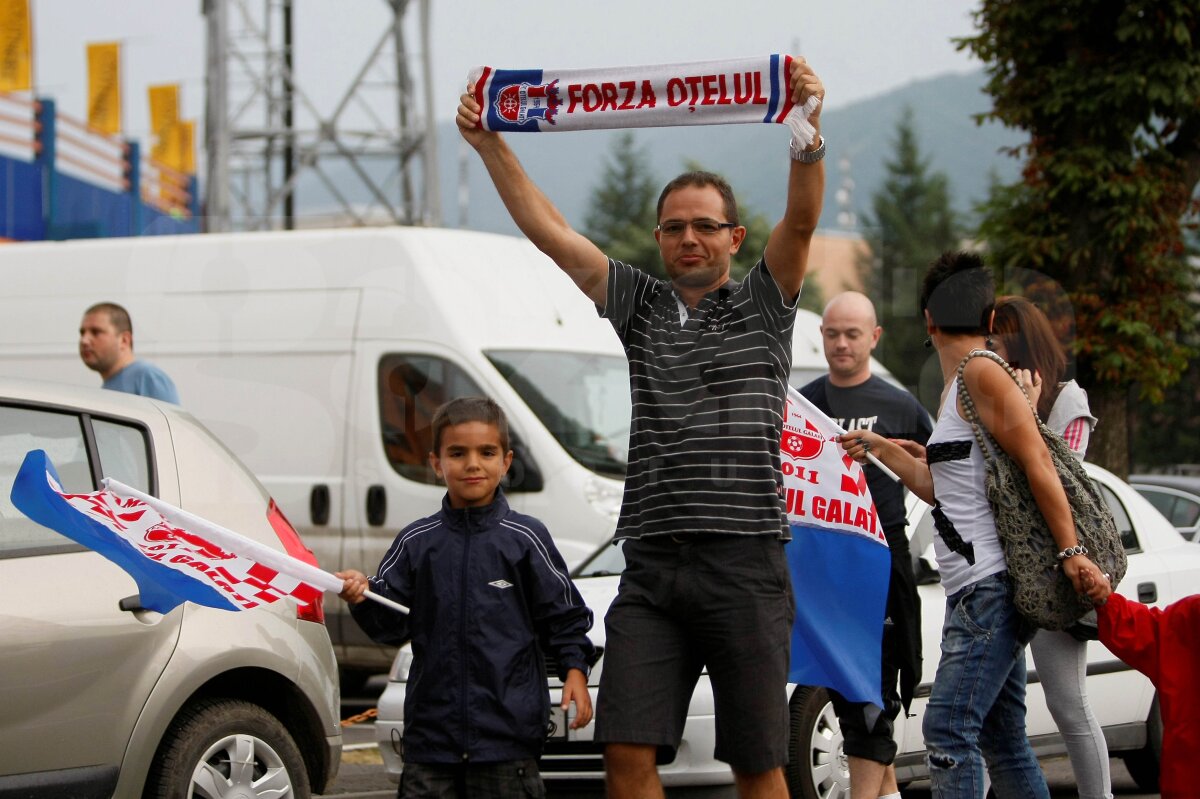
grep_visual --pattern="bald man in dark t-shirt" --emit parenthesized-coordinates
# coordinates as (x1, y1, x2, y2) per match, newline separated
(800, 291, 931, 799)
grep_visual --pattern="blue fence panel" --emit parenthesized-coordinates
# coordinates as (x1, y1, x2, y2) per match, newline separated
(52, 172, 133, 238)
(0, 154, 44, 240)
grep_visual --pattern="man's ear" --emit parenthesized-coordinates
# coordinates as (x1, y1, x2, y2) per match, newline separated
(729, 225, 747, 254)
(428, 452, 444, 482)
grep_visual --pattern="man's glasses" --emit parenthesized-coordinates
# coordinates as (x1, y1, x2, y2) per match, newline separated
(655, 218, 737, 237)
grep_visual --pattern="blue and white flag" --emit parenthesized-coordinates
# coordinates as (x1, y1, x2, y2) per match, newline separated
(9, 449, 341, 615)
(782, 388, 890, 707)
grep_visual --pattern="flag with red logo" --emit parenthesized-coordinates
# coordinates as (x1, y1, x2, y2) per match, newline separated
(782, 388, 890, 707)
(10, 449, 344, 615)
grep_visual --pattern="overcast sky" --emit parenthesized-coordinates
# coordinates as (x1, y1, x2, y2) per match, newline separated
(29, 0, 983, 143)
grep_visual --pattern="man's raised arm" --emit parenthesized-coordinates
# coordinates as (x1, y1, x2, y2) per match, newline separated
(764, 58, 826, 302)
(457, 84, 610, 306)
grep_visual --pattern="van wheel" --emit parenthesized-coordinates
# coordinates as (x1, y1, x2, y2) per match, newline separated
(145, 698, 311, 799)
(784, 685, 850, 799)
(1121, 695, 1162, 793)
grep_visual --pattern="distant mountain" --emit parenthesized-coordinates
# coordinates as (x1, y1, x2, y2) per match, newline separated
(295, 70, 1024, 237)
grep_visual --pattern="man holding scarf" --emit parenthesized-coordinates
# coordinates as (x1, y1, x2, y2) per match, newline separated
(457, 56, 825, 799)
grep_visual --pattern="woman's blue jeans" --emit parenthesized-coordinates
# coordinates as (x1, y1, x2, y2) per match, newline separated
(922, 572, 1049, 798)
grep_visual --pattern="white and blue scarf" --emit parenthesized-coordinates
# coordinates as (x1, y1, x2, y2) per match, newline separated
(470, 55, 820, 147)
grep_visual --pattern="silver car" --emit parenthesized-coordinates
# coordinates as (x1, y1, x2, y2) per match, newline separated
(1129, 473, 1200, 542)
(0, 378, 342, 798)
(376, 462, 1199, 798)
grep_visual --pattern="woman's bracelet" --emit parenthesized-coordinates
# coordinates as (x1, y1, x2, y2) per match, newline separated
(1056, 543, 1088, 561)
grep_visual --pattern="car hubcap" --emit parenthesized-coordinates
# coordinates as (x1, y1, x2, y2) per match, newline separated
(809, 700, 850, 799)
(190, 733, 293, 799)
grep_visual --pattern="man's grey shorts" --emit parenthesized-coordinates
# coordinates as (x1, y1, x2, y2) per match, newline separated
(595, 533, 795, 774)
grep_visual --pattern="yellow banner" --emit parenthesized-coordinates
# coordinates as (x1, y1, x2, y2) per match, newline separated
(0, 0, 33, 91)
(177, 119, 195, 174)
(157, 119, 195, 183)
(87, 42, 121, 134)
(148, 83, 179, 137)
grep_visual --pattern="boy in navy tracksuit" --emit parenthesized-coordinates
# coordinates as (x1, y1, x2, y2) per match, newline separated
(338, 397, 595, 799)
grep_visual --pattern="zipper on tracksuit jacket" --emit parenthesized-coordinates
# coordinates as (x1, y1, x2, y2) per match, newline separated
(458, 509, 473, 761)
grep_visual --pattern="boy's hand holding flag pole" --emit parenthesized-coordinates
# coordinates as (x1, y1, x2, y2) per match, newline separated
(10, 449, 408, 616)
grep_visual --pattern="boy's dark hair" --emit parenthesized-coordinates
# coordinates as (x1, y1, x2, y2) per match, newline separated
(920, 251, 995, 336)
(656, 171, 739, 225)
(430, 397, 509, 454)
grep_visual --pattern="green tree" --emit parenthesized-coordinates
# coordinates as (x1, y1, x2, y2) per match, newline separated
(959, 1, 1200, 476)
(860, 107, 959, 406)
(584, 132, 663, 278)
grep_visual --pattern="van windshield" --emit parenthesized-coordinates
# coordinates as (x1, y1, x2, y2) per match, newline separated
(486, 351, 630, 480)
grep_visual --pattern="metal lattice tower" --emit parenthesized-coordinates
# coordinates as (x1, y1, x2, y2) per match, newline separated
(203, 0, 439, 231)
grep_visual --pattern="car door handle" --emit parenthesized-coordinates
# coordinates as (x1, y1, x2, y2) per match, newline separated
(1137, 582, 1157, 603)
(310, 484, 331, 526)
(366, 484, 387, 527)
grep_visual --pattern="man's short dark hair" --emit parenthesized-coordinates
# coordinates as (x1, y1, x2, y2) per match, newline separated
(430, 397, 510, 454)
(85, 301, 133, 337)
(920, 251, 994, 336)
(656, 171, 740, 225)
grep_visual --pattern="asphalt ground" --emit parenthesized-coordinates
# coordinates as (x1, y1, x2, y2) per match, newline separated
(318, 749, 1160, 799)
(318, 678, 1160, 798)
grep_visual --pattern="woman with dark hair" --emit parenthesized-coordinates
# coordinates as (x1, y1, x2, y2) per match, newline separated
(992, 296, 1097, 455)
(839, 252, 1111, 798)
(991, 295, 1110, 798)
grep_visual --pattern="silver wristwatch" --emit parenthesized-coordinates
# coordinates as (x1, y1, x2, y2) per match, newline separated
(789, 135, 826, 164)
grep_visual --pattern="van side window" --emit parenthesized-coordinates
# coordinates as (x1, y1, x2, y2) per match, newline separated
(0, 405, 92, 558)
(378, 355, 486, 484)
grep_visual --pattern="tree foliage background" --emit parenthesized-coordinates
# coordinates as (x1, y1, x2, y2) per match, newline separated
(960, 0, 1200, 476)
(584, 133, 823, 314)
(860, 107, 960, 410)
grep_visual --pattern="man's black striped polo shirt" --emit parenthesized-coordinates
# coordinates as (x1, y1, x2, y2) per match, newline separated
(601, 258, 798, 541)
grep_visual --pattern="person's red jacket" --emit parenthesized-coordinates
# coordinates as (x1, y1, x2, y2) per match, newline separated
(1097, 592, 1200, 798)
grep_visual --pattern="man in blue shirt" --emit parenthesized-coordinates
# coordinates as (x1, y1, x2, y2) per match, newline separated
(79, 302, 180, 404)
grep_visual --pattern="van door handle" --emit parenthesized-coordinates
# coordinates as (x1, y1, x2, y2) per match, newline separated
(1137, 582, 1157, 603)
(310, 484, 331, 526)
(366, 485, 387, 527)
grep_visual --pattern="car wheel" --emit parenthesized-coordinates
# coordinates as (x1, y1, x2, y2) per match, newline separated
(145, 697, 311, 799)
(785, 685, 850, 799)
(1121, 695, 1162, 793)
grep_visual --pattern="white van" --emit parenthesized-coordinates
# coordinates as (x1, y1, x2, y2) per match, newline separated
(0, 227, 857, 678)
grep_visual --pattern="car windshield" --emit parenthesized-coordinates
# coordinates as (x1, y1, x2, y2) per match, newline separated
(486, 350, 630, 479)
(573, 539, 626, 578)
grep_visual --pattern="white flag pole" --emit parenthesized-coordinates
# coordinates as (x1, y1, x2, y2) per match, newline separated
(104, 478, 410, 615)
(788, 391, 902, 483)
(362, 589, 410, 615)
